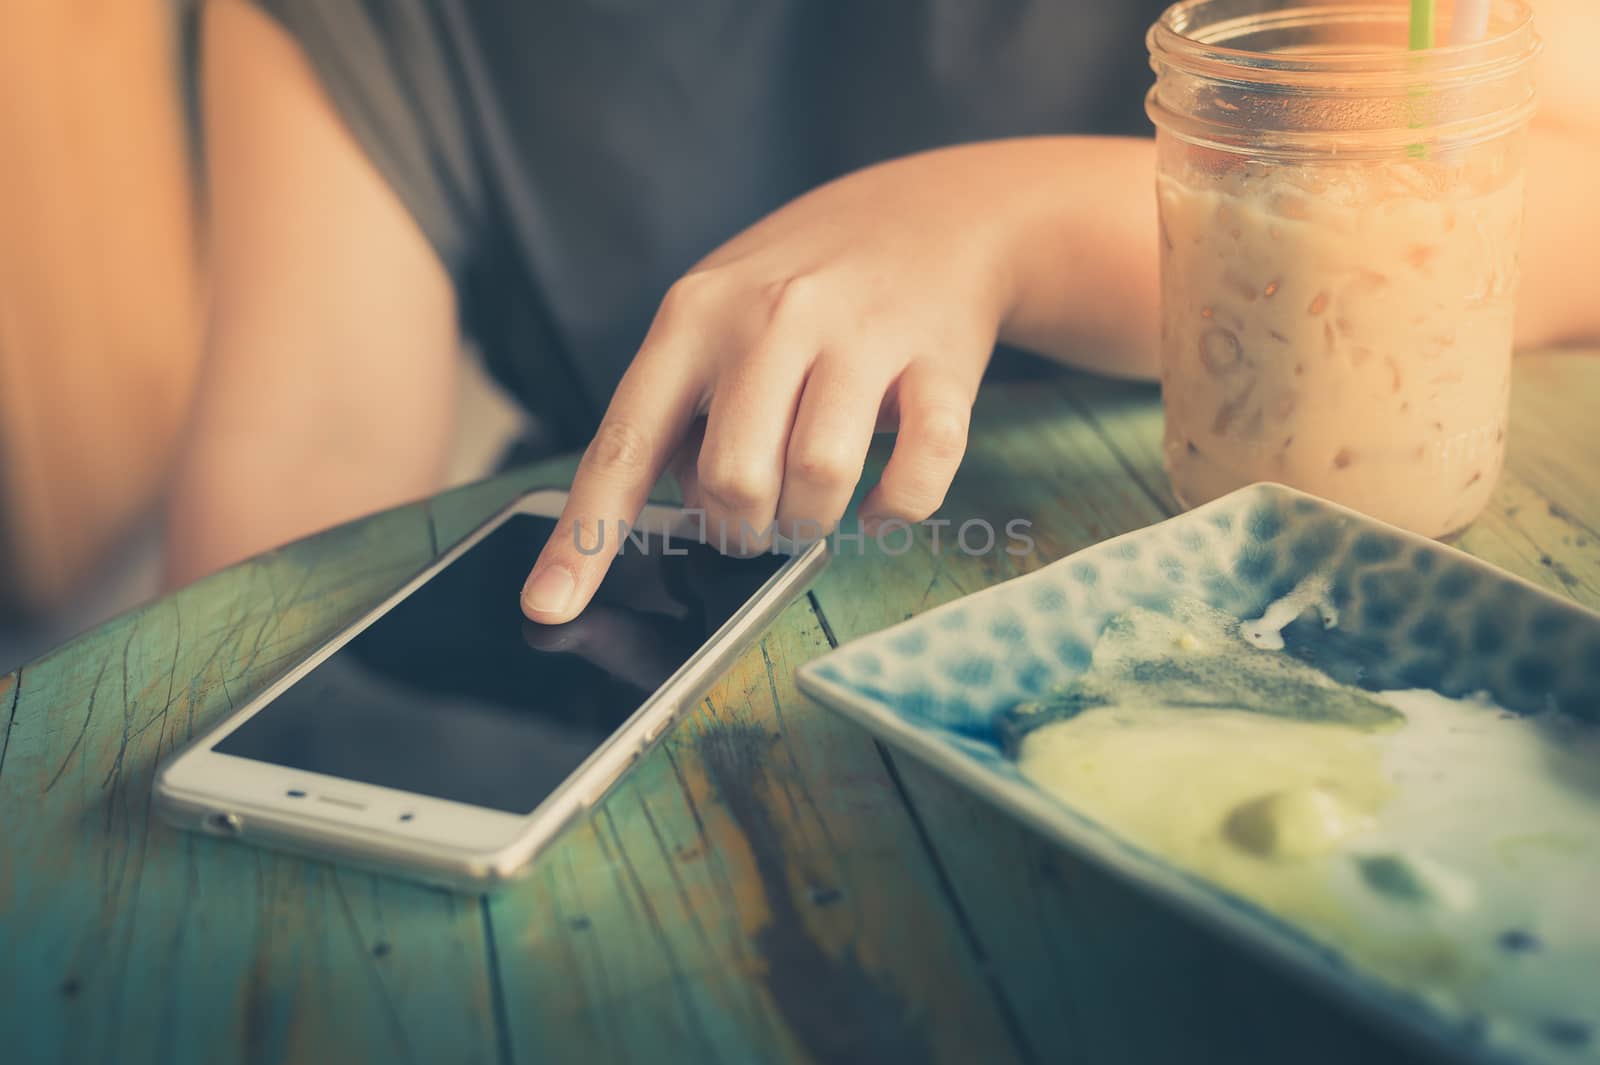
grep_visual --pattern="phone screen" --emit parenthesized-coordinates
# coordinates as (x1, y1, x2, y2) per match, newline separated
(214, 514, 787, 814)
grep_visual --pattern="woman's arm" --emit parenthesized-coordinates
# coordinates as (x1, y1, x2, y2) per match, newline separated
(0, 0, 201, 611)
(518, 136, 1165, 624)
(1517, 130, 1600, 348)
(984, 137, 1161, 377)
(525, 0, 1600, 622)
(163, 0, 460, 587)
(1000, 1, 1600, 357)
(1512, 0, 1600, 348)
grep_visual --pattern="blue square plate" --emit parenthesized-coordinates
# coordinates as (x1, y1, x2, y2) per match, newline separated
(796, 483, 1600, 1065)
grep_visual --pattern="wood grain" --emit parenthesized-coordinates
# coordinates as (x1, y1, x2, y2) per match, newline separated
(1453, 355, 1600, 608)
(0, 490, 508, 1065)
(487, 602, 1022, 1064)
(0, 353, 1593, 1064)
(811, 370, 1433, 1064)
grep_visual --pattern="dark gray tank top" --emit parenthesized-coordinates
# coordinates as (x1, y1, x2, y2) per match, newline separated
(250, 0, 1167, 446)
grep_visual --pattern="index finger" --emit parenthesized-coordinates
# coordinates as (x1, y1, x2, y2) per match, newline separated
(521, 352, 701, 623)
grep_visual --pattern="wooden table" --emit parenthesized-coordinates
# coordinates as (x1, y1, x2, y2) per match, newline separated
(3, 354, 1595, 1065)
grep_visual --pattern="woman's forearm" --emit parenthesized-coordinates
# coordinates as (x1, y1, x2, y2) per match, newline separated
(992, 136, 1162, 381)
(1516, 126, 1600, 348)
(0, 0, 202, 610)
(988, 126, 1600, 383)
(1519, 0, 1600, 346)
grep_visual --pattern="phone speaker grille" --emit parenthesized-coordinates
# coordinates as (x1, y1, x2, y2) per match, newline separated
(315, 795, 367, 811)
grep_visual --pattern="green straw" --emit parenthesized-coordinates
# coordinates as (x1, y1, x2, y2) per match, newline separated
(1409, 0, 1436, 50)
(1406, 0, 1436, 155)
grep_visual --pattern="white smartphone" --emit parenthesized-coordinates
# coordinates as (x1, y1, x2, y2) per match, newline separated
(154, 490, 830, 892)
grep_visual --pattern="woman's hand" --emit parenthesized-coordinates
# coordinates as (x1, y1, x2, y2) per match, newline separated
(520, 145, 1026, 623)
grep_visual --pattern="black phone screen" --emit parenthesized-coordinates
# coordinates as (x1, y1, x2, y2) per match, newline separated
(214, 514, 787, 813)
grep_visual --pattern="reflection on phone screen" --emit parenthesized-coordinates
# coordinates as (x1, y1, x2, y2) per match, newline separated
(215, 515, 787, 813)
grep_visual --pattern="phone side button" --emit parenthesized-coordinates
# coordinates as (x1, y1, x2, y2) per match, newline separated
(580, 755, 635, 809)
(642, 713, 673, 746)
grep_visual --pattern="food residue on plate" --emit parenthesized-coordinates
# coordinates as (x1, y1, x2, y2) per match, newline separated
(1006, 596, 1600, 1061)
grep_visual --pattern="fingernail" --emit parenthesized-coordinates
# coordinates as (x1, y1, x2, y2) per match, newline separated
(522, 565, 575, 615)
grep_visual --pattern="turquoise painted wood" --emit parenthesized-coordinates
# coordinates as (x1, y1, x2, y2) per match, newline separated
(808, 372, 1425, 1064)
(1, 354, 1594, 1064)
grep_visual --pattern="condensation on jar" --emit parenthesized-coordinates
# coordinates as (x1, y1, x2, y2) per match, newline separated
(1146, 0, 1539, 537)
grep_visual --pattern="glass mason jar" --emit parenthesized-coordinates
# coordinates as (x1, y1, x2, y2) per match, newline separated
(1146, 0, 1539, 537)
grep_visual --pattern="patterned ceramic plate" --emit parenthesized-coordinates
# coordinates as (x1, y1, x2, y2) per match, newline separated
(796, 483, 1600, 1065)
